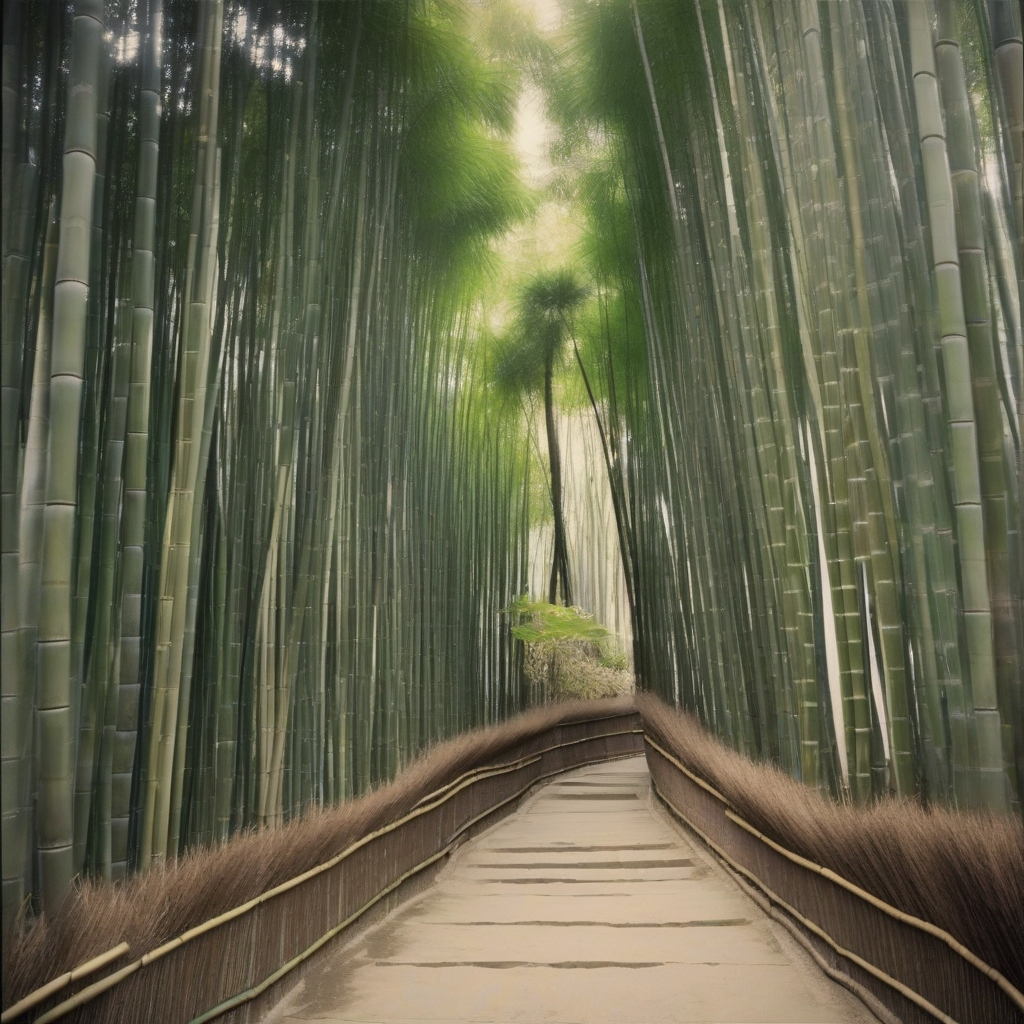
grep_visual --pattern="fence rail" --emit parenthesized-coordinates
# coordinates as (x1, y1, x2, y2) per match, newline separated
(6, 712, 643, 1024)
(16, 715, 1017, 1024)
(644, 736, 1024, 1024)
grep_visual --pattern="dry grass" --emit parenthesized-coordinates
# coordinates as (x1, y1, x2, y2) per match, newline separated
(638, 691, 1024, 992)
(1, 696, 635, 1009)
(524, 641, 633, 700)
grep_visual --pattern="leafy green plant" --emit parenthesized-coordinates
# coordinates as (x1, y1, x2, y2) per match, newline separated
(507, 596, 632, 700)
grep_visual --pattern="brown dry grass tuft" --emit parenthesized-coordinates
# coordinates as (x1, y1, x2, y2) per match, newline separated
(638, 691, 1024, 992)
(2, 696, 635, 1009)
(523, 641, 633, 700)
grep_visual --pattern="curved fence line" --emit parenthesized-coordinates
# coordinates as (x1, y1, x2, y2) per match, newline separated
(722, 808, 1023, 1006)
(28, 758, 553, 1024)
(188, 748, 641, 1024)
(644, 736, 1024, 1024)
(7, 711, 642, 1024)
(655, 779, 957, 1024)
(0, 947, 131, 1024)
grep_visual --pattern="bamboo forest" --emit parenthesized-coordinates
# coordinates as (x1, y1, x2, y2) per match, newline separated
(1, 1, 1022, 1022)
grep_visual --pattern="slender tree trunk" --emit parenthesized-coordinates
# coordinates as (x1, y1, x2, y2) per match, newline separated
(936, 0, 1018, 808)
(988, 0, 1023, 261)
(1, 0, 31, 929)
(544, 355, 571, 606)
(5, 199, 56, 929)
(142, 0, 223, 866)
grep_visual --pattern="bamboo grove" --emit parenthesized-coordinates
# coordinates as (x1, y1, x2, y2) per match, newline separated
(561, 0, 1022, 812)
(3, 0, 1023, 940)
(1, 0, 538, 926)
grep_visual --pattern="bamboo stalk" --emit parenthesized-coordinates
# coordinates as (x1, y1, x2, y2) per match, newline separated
(142, 0, 224, 866)
(909, 0, 1007, 810)
(110, 0, 163, 878)
(35, 0, 104, 915)
(935, 0, 1017, 810)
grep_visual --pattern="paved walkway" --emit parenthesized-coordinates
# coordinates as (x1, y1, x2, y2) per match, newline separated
(266, 756, 878, 1023)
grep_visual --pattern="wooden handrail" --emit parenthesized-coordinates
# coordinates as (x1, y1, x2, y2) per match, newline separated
(7, 718, 640, 1024)
(644, 734, 1024, 1016)
(0, 944, 130, 1023)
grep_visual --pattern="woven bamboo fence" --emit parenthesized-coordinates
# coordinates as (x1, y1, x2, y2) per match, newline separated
(645, 737, 1024, 1024)
(4, 710, 643, 1024)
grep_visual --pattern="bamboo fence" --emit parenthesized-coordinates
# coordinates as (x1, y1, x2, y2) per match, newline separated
(640, 695, 1024, 1024)
(3, 706, 643, 1024)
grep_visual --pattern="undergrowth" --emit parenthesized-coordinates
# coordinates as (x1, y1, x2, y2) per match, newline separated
(638, 691, 1024, 993)
(1, 697, 636, 1010)
(508, 597, 633, 700)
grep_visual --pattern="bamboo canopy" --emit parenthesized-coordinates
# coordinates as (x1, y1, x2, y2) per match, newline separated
(1, 0, 1021, 937)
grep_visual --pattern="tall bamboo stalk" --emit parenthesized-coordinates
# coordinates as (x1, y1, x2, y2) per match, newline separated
(935, 0, 1018, 806)
(35, 0, 104, 915)
(909, 0, 1007, 810)
(1, 0, 31, 928)
(141, 0, 223, 866)
(110, 0, 162, 879)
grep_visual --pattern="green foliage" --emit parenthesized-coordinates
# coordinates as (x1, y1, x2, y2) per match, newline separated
(490, 267, 591, 399)
(521, 267, 591, 357)
(402, 7, 535, 290)
(508, 596, 625, 668)
(507, 597, 632, 700)
(491, 323, 546, 399)
(549, 0, 1022, 815)
(405, 118, 533, 286)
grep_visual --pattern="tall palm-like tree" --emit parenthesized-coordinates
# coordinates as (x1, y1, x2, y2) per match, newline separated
(496, 269, 589, 606)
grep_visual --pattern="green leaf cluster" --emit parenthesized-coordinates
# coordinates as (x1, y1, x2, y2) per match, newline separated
(507, 596, 625, 669)
(490, 268, 591, 399)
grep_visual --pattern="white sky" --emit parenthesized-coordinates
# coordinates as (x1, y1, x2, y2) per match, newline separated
(513, 84, 554, 188)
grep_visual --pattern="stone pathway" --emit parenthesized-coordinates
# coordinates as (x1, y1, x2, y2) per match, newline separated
(265, 755, 878, 1023)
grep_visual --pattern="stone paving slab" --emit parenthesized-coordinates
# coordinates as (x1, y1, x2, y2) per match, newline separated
(264, 756, 879, 1024)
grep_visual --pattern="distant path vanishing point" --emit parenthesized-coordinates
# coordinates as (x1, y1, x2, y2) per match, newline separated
(263, 755, 879, 1024)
